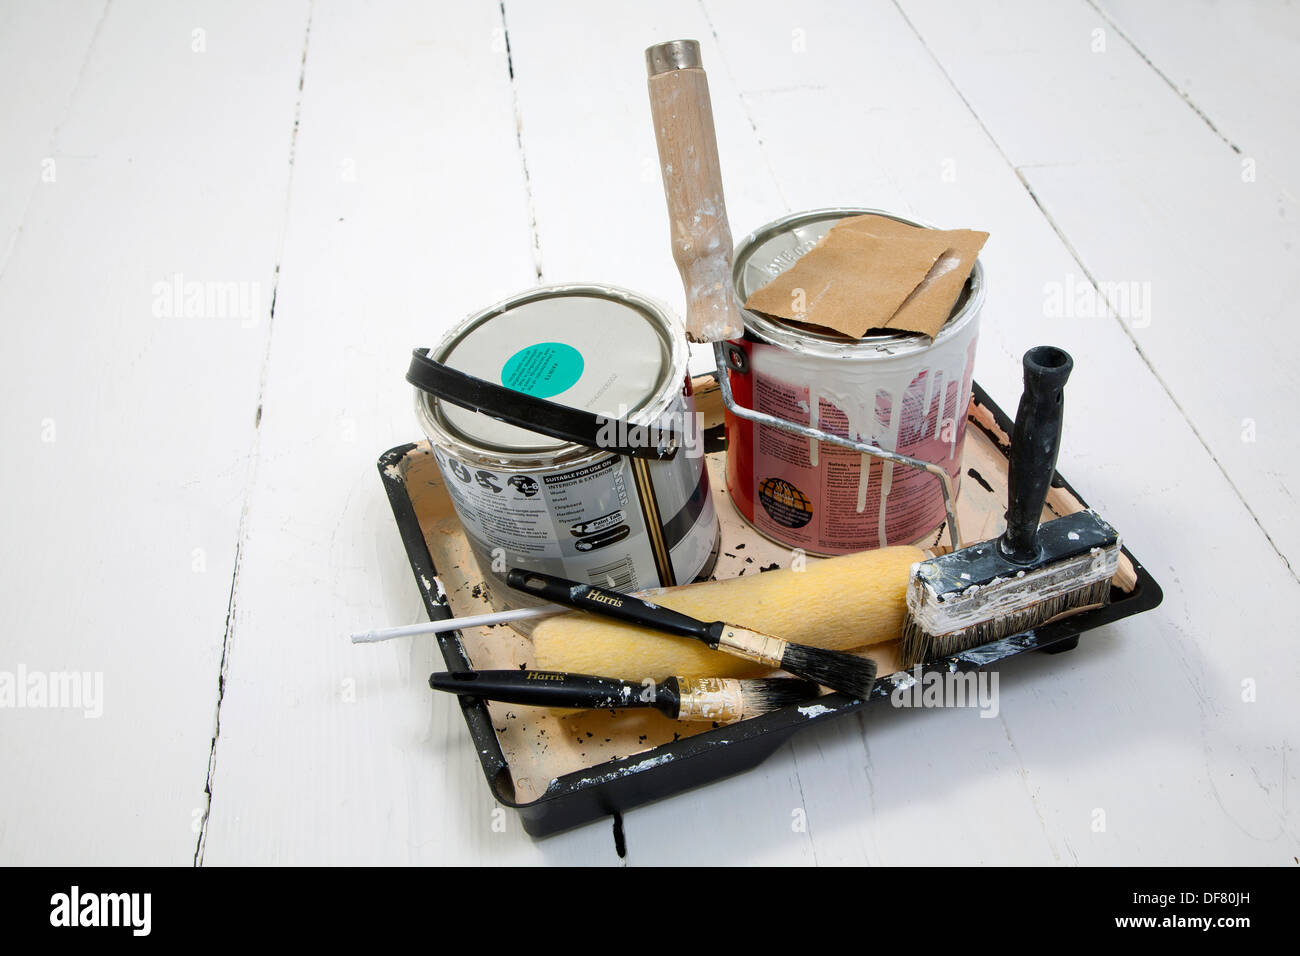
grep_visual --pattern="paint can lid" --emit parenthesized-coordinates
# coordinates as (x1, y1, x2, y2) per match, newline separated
(733, 207, 983, 358)
(426, 285, 682, 455)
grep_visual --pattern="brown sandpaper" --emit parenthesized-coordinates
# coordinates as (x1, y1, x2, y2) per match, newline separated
(744, 213, 989, 340)
(839, 215, 989, 337)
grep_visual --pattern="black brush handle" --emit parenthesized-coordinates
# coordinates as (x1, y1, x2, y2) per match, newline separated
(430, 670, 672, 714)
(1001, 346, 1074, 564)
(505, 568, 722, 644)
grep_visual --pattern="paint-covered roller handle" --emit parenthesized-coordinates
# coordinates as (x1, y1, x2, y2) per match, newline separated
(1001, 346, 1074, 564)
(646, 39, 744, 343)
(506, 568, 720, 643)
(430, 670, 648, 711)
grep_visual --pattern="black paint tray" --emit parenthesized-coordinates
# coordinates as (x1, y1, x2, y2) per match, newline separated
(376, 376, 1163, 837)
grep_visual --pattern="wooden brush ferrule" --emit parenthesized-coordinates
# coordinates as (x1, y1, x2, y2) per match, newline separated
(716, 627, 787, 668)
(675, 677, 746, 722)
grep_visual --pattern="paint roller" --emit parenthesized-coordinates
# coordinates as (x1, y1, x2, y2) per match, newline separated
(530, 545, 923, 679)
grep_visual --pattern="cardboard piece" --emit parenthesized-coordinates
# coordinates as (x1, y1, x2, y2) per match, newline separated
(744, 213, 989, 340)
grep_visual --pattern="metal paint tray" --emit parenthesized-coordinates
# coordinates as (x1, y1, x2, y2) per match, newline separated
(376, 375, 1163, 837)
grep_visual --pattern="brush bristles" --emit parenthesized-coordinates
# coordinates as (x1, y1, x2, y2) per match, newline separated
(736, 678, 823, 714)
(778, 644, 878, 699)
(902, 576, 1111, 665)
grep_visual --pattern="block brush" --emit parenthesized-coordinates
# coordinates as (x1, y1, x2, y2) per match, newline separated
(508, 568, 879, 699)
(430, 670, 820, 723)
(900, 346, 1120, 666)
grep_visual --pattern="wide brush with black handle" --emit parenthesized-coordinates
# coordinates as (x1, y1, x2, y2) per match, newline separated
(430, 670, 820, 723)
(900, 345, 1121, 665)
(505, 568, 878, 699)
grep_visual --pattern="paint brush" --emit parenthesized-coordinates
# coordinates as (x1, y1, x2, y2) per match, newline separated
(430, 669, 820, 723)
(900, 346, 1120, 666)
(646, 39, 744, 342)
(506, 568, 878, 699)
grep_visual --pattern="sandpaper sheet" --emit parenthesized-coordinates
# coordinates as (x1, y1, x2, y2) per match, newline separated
(839, 214, 988, 337)
(744, 213, 988, 339)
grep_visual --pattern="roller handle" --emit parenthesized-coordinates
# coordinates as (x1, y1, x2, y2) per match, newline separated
(505, 568, 723, 645)
(646, 39, 744, 343)
(1000, 346, 1074, 564)
(429, 670, 666, 713)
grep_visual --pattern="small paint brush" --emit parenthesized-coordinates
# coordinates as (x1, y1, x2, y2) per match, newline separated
(430, 670, 820, 723)
(506, 568, 878, 699)
(900, 346, 1119, 666)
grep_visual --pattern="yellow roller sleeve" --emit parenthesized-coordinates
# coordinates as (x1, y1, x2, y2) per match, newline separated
(531, 546, 924, 680)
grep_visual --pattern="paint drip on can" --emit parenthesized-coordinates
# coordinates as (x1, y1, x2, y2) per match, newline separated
(725, 208, 985, 555)
(410, 284, 719, 621)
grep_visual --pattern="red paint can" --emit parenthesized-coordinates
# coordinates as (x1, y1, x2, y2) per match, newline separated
(725, 209, 985, 555)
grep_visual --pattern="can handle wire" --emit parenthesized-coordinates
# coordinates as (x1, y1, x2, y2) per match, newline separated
(712, 342, 963, 549)
(407, 348, 682, 461)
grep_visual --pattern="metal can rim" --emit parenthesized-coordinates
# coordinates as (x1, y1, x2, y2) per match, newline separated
(731, 206, 987, 359)
(415, 282, 688, 463)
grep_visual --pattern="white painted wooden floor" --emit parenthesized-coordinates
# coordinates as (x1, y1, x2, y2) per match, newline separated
(2, 0, 1297, 866)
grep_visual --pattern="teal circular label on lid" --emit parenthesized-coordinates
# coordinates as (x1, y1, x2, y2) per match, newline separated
(500, 342, 584, 398)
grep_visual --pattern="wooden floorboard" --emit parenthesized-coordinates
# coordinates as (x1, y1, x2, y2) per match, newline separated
(1, 0, 1295, 865)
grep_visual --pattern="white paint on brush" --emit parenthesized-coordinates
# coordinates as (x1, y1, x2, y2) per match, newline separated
(906, 544, 1121, 634)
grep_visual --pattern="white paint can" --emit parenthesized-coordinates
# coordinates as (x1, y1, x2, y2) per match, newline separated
(411, 284, 719, 608)
(725, 208, 986, 555)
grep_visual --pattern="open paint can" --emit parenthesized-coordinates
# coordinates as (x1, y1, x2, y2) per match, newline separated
(409, 284, 719, 610)
(725, 208, 986, 555)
